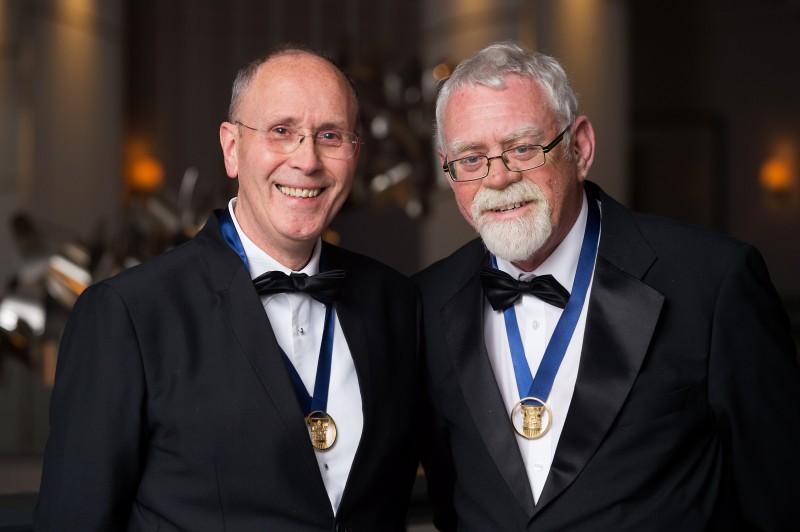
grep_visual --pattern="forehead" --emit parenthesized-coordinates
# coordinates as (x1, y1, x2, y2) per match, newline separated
(241, 54, 357, 127)
(442, 76, 556, 150)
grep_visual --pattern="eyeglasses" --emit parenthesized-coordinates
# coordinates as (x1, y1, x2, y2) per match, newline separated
(235, 121, 361, 160)
(443, 125, 570, 182)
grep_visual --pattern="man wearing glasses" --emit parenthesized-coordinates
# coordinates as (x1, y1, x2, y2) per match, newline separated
(416, 41, 800, 530)
(36, 45, 421, 531)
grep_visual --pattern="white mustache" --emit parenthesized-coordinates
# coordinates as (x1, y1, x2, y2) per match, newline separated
(470, 181, 553, 263)
(471, 181, 546, 219)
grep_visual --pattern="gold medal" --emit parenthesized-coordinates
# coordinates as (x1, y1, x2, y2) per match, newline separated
(510, 397, 552, 440)
(305, 410, 337, 451)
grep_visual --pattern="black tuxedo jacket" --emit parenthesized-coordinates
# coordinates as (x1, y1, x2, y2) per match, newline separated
(35, 211, 421, 531)
(415, 182, 800, 531)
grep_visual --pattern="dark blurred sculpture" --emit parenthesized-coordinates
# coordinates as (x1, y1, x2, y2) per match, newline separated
(0, 169, 205, 386)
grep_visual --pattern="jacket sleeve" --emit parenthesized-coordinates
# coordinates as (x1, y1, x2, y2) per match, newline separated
(708, 244, 800, 530)
(35, 282, 147, 531)
(416, 303, 459, 532)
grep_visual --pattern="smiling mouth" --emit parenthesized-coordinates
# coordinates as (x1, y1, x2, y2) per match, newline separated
(277, 185, 323, 198)
(492, 201, 529, 213)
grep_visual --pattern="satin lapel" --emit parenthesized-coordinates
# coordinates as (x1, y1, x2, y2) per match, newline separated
(197, 214, 330, 506)
(534, 186, 665, 513)
(325, 250, 372, 450)
(442, 265, 537, 516)
(312, 245, 371, 516)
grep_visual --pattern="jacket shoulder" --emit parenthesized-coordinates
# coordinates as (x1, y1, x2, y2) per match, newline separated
(322, 242, 417, 305)
(631, 210, 755, 267)
(413, 238, 484, 292)
(324, 242, 408, 280)
(102, 238, 203, 293)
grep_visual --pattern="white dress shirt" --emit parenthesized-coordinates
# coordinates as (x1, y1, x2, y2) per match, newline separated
(227, 199, 363, 514)
(484, 192, 599, 502)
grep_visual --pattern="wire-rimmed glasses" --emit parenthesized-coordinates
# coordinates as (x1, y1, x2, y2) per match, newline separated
(235, 121, 361, 160)
(443, 125, 570, 182)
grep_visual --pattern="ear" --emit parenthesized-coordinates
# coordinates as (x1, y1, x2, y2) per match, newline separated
(220, 122, 240, 179)
(352, 138, 362, 164)
(437, 148, 446, 166)
(570, 115, 595, 182)
(438, 148, 455, 189)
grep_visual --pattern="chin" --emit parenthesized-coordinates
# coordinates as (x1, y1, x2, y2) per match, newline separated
(478, 212, 552, 263)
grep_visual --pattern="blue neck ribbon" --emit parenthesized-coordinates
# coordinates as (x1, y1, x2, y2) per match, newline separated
(218, 207, 334, 415)
(492, 191, 600, 404)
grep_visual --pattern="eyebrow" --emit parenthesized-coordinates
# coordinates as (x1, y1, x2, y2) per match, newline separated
(447, 125, 546, 155)
(261, 116, 352, 132)
(504, 125, 545, 143)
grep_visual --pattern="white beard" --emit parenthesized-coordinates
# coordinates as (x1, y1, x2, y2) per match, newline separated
(471, 181, 553, 263)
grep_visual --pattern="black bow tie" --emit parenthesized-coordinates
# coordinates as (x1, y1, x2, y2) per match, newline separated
(253, 270, 345, 306)
(480, 267, 570, 311)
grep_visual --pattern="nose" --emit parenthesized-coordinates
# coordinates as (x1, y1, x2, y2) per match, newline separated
(288, 134, 323, 174)
(482, 155, 521, 190)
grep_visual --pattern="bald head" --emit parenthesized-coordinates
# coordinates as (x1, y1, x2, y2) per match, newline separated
(228, 45, 360, 130)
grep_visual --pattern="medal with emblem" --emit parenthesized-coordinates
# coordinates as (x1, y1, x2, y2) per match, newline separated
(217, 216, 344, 454)
(511, 397, 552, 440)
(490, 193, 600, 445)
(305, 410, 337, 451)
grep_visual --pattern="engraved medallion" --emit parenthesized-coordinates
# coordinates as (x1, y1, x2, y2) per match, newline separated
(510, 397, 552, 440)
(305, 410, 337, 451)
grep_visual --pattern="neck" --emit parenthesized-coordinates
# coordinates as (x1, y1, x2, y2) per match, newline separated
(230, 204, 317, 272)
(511, 241, 559, 273)
(252, 234, 316, 272)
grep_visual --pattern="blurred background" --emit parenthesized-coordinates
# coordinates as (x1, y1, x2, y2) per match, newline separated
(1, 0, 799, 528)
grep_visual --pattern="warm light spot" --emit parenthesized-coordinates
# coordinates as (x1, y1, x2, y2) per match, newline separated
(760, 140, 797, 195)
(322, 228, 341, 245)
(128, 156, 164, 192)
(432, 63, 452, 81)
(125, 137, 164, 192)
(760, 158, 792, 193)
